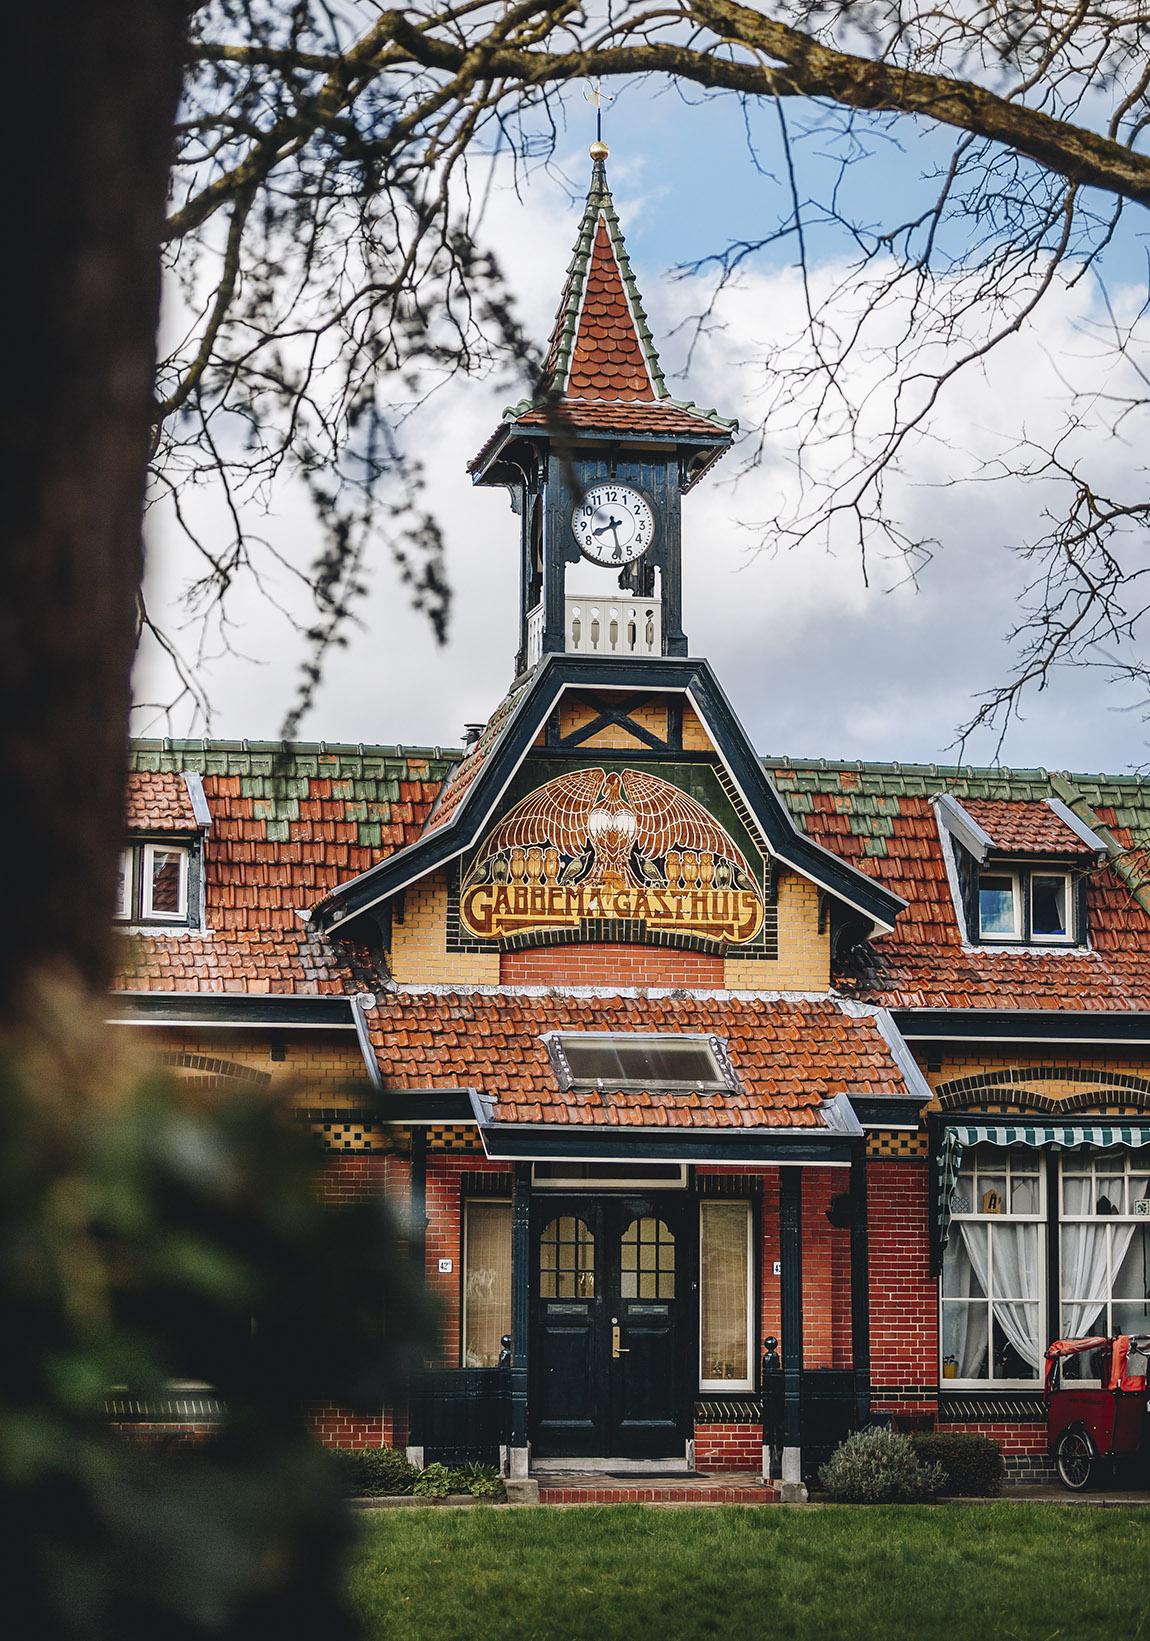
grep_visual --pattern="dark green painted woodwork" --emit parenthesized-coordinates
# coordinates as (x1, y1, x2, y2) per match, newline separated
(529, 1193, 694, 1460)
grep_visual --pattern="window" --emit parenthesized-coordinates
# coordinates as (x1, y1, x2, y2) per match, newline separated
(462, 1200, 511, 1367)
(1060, 1153, 1150, 1338)
(546, 1033, 737, 1092)
(538, 1215, 595, 1298)
(621, 1216, 676, 1299)
(116, 841, 194, 925)
(941, 1147, 1045, 1385)
(977, 865, 1075, 944)
(699, 1201, 753, 1391)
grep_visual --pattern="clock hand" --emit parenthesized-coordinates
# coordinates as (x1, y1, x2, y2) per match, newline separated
(592, 514, 623, 537)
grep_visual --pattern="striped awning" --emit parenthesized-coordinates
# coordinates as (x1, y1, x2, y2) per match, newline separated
(937, 1122, 1150, 1249)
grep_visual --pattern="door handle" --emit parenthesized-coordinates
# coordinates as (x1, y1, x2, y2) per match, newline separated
(612, 1323, 629, 1358)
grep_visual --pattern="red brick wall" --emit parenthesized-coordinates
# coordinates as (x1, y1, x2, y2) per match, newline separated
(305, 1401, 405, 1451)
(499, 944, 723, 988)
(944, 1420, 1047, 1457)
(694, 1422, 762, 1468)
(801, 1169, 852, 1369)
(314, 1152, 407, 1208)
(868, 1159, 937, 1406)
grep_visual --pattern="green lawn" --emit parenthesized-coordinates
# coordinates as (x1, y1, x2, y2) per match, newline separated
(350, 1503, 1150, 1641)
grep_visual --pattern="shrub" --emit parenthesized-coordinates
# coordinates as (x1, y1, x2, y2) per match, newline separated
(412, 1462, 455, 1498)
(454, 1463, 503, 1498)
(818, 1428, 947, 1503)
(332, 1447, 418, 1496)
(909, 1433, 1005, 1496)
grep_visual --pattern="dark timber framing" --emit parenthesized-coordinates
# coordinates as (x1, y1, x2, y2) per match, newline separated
(309, 655, 906, 940)
(509, 1163, 531, 1476)
(779, 1168, 804, 1489)
(850, 1144, 872, 1430)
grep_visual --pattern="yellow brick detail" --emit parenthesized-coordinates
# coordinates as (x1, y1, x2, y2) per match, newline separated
(389, 870, 500, 986)
(724, 870, 828, 991)
(867, 1129, 928, 1158)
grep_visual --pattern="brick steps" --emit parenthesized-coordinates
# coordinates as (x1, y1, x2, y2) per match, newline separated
(537, 1473, 778, 1506)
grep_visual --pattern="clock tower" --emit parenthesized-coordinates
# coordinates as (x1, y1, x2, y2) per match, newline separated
(469, 144, 736, 678)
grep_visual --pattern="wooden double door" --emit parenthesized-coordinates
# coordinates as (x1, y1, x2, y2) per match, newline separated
(529, 1193, 692, 1459)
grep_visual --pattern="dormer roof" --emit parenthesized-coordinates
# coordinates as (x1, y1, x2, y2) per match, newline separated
(960, 798, 1104, 856)
(469, 152, 736, 486)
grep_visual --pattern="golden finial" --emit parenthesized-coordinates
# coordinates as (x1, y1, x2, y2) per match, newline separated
(590, 140, 609, 161)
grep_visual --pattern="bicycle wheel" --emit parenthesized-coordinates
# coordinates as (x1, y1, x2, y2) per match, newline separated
(1056, 1429, 1094, 1491)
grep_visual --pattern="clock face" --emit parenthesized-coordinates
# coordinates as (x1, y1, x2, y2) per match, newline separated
(571, 483, 655, 566)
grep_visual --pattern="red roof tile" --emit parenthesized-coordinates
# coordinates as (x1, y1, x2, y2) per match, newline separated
(125, 771, 198, 831)
(962, 799, 1092, 854)
(511, 399, 730, 439)
(768, 763, 1150, 1011)
(367, 991, 906, 1127)
(562, 217, 655, 400)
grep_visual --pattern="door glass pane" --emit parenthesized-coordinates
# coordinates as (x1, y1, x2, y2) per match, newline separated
(463, 1201, 510, 1367)
(700, 1202, 749, 1383)
(621, 1217, 675, 1299)
(539, 1216, 595, 1298)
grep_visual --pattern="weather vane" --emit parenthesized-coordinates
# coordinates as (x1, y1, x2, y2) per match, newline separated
(583, 79, 614, 151)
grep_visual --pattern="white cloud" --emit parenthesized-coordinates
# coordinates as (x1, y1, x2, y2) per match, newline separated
(136, 151, 1150, 774)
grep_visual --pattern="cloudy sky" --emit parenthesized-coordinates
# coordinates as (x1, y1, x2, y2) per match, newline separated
(136, 81, 1150, 775)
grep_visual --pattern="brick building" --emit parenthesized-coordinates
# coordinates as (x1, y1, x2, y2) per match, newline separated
(114, 149, 1150, 1496)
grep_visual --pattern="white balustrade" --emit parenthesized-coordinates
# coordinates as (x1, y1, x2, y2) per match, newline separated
(525, 595, 662, 665)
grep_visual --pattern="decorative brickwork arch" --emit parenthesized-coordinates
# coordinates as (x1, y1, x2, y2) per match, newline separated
(157, 1050, 273, 1093)
(935, 1066, 1150, 1117)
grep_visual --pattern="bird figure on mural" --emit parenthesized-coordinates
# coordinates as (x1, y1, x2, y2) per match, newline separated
(464, 767, 757, 892)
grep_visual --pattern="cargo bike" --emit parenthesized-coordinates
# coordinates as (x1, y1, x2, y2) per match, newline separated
(1045, 1334, 1150, 1490)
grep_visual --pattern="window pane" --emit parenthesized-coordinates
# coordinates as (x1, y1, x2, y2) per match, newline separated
(621, 1217, 675, 1301)
(1112, 1226, 1150, 1336)
(1063, 1175, 1093, 1216)
(979, 875, 1018, 937)
(115, 849, 133, 919)
(146, 847, 185, 917)
(561, 1036, 724, 1086)
(979, 1176, 1007, 1214)
(463, 1201, 511, 1367)
(700, 1202, 749, 1382)
(1010, 1176, 1040, 1215)
(941, 1303, 988, 1379)
(539, 1216, 594, 1299)
(1032, 875, 1069, 937)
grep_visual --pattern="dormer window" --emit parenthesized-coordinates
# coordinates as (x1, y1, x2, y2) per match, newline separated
(116, 841, 194, 925)
(545, 1032, 738, 1093)
(978, 866, 1075, 945)
(933, 794, 1101, 950)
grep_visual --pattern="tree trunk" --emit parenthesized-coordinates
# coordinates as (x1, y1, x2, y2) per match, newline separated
(0, 1, 187, 1019)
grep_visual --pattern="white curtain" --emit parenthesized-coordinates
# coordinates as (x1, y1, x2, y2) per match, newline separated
(990, 1222, 1042, 1372)
(1061, 1223, 1138, 1338)
(960, 1221, 1042, 1372)
(943, 1231, 988, 1378)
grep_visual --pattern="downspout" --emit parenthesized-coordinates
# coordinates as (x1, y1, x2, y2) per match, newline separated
(1049, 773, 1150, 918)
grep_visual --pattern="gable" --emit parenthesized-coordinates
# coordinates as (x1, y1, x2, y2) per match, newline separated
(309, 656, 905, 941)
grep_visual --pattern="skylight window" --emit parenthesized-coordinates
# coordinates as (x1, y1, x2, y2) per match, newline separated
(545, 1032, 737, 1092)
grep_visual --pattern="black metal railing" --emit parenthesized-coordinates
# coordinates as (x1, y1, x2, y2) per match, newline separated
(407, 1367, 510, 1467)
(762, 1369, 856, 1477)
